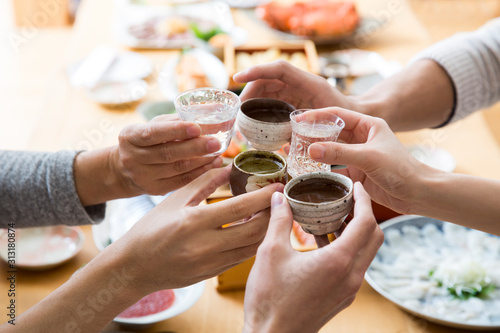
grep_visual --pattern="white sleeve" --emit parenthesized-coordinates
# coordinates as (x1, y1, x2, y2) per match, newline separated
(410, 18, 500, 126)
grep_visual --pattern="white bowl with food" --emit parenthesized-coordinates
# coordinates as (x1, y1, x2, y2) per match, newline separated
(366, 215, 500, 330)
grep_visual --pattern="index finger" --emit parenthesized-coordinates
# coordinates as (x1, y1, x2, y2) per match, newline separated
(325, 182, 379, 254)
(193, 182, 285, 228)
(233, 60, 307, 86)
(308, 107, 378, 144)
(121, 121, 202, 147)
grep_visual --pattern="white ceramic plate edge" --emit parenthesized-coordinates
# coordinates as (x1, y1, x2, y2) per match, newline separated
(364, 215, 500, 331)
(113, 281, 206, 325)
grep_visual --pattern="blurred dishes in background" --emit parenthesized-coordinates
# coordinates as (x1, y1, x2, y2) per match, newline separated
(225, 41, 319, 91)
(158, 48, 229, 100)
(67, 46, 152, 107)
(407, 145, 456, 173)
(136, 100, 177, 121)
(0, 226, 84, 270)
(86, 80, 148, 108)
(248, 0, 382, 45)
(222, 0, 272, 9)
(113, 0, 247, 49)
(319, 49, 402, 94)
(113, 282, 206, 329)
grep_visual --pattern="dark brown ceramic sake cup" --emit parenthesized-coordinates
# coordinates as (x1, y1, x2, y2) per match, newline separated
(229, 150, 288, 196)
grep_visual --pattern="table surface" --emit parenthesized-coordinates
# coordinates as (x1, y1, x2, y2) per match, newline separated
(1, 0, 500, 332)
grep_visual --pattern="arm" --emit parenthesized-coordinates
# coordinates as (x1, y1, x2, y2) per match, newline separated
(75, 114, 222, 206)
(243, 184, 383, 333)
(355, 18, 500, 130)
(2, 167, 284, 332)
(0, 115, 222, 227)
(234, 18, 500, 132)
(307, 107, 500, 236)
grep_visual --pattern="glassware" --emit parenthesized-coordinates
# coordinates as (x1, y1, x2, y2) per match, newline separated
(175, 88, 241, 157)
(287, 109, 345, 178)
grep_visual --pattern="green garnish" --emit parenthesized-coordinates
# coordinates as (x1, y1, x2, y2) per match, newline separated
(189, 22, 223, 41)
(447, 284, 495, 300)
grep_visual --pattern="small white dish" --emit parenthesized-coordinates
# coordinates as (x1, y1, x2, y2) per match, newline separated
(113, 281, 205, 328)
(407, 145, 456, 172)
(158, 48, 229, 100)
(0, 226, 84, 270)
(68, 50, 153, 85)
(86, 80, 148, 107)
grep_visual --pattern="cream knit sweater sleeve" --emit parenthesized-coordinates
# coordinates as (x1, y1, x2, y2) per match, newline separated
(411, 18, 500, 126)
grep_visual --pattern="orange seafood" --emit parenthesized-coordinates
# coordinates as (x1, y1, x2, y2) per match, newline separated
(256, 0, 360, 36)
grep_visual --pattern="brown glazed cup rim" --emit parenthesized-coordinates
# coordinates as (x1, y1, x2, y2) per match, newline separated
(284, 171, 353, 206)
(240, 98, 296, 124)
(233, 150, 287, 176)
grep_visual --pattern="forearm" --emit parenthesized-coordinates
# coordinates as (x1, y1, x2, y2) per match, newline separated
(0, 150, 104, 227)
(411, 167, 500, 235)
(2, 244, 142, 332)
(351, 59, 455, 131)
(353, 18, 500, 131)
(74, 147, 138, 207)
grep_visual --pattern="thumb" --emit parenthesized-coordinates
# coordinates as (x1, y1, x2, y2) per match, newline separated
(309, 142, 369, 171)
(262, 192, 294, 248)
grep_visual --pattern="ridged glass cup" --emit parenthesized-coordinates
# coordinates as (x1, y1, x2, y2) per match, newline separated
(175, 88, 241, 157)
(287, 109, 345, 178)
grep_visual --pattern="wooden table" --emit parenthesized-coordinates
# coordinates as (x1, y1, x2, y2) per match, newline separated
(2, 0, 500, 332)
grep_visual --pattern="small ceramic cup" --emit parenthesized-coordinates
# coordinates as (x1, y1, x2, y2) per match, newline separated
(230, 150, 288, 196)
(284, 172, 353, 235)
(237, 98, 296, 151)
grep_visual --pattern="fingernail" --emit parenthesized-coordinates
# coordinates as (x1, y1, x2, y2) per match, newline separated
(233, 69, 248, 79)
(187, 124, 201, 138)
(212, 157, 223, 168)
(207, 139, 221, 153)
(309, 144, 326, 159)
(271, 192, 283, 209)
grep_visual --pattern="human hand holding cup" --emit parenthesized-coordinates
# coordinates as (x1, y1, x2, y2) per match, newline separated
(174, 88, 240, 157)
(287, 109, 345, 178)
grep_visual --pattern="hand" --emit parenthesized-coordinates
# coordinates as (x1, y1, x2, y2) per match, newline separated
(307, 107, 431, 214)
(233, 60, 355, 110)
(243, 183, 383, 333)
(114, 114, 223, 196)
(114, 165, 284, 293)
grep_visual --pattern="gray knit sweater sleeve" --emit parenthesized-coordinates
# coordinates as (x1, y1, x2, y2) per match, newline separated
(0, 150, 105, 228)
(410, 18, 500, 126)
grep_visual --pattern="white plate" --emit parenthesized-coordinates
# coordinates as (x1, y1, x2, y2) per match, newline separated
(158, 48, 229, 100)
(86, 80, 148, 106)
(68, 51, 153, 84)
(113, 281, 205, 326)
(113, 1, 246, 49)
(246, 9, 384, 46)
(0, 226, 84, 270)
(407, 145, 456, 173)
(365, 215, 500, 330)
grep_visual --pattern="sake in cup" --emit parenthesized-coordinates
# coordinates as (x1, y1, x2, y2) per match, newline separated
(284, 172, 353, 235)
(230, 150, 287, 196)
(237, 98, 295, 151)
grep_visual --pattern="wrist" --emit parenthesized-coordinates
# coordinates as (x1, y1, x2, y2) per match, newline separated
(407, 164, 449, 217)
(347, 92, 399, 125)
(74, 147, 140, 206)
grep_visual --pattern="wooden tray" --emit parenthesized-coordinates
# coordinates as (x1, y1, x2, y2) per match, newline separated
(224, 40, 320, 91)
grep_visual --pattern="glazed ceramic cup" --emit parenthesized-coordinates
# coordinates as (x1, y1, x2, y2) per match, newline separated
(284, 172, 353, 235)
(230, 150, 287, 196)
(237, 98, 296, 151)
